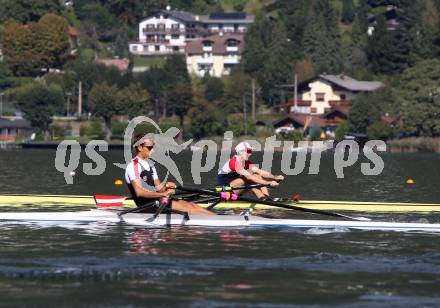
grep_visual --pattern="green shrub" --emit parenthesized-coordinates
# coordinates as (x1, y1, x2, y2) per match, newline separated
(309, 124, 322, 141)
(335, 121, 348, 141)
(227, 114, 256, 136)
(111, 120, 128, 139)
(80, 121, 103, 138)
(283, 130, 304, 142)
(51, 125, 66, 139)
(367, 121, 394, 141)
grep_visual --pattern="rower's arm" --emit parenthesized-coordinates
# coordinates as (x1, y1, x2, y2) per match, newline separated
(131, 179, 167, 198)
(236, 168, 272, 185)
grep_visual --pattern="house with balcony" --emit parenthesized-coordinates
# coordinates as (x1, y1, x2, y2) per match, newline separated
(185, 33, 243, 77)
(272, 74, 384, 137)
(274, 74, 384, 115)
(129, 6, 253, 56)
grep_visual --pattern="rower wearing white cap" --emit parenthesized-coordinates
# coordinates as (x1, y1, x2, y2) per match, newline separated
(216, 141, 284, 200)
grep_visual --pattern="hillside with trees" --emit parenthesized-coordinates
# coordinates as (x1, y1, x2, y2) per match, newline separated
(1, 0, 440, 144)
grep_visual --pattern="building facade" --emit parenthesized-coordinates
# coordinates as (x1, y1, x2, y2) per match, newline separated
(185, 33, 243, 77)
(274, 74, 384, 115)
(129, 7, 253, 56)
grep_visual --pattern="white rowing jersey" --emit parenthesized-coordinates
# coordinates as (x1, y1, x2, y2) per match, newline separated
(218, 155, 254, 175)
(125, 156, 159, 187)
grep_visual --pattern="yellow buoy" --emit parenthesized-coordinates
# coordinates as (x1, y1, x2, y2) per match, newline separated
(406, 178, 414, 184)
(114, 179, 123, 185)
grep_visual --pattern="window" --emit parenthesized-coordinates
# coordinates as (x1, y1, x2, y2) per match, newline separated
(155, 45, 160, 51)
(311, 107, 317, 113)
(219, 24, 223, 29)
(316, 93, 325, 102)
(171, 34, 179, 39)
(226, 39, 238, 47)
(173, 46, 179, 52)
(132, 45, 138, 51)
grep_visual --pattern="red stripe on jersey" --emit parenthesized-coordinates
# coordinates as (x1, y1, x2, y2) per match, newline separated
(133, 156, 140, 179)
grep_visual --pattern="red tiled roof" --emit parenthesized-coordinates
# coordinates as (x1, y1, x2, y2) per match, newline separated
(68, 26, 80, 36)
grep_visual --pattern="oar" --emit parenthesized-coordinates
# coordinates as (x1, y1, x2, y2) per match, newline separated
(117, 200, 157, 216)
(176, 186, 370, 221)
(216, 181, 283, 191)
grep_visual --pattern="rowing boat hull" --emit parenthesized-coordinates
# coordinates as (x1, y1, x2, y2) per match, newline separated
(1, 194, 440, 212)
(1, 210, 440, 232)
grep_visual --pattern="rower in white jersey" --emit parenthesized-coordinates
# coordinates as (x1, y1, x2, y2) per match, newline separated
(216, 141, 284, 200)
(125, 133, 215, 215)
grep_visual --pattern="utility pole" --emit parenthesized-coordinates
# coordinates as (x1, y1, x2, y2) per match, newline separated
(66, 92, 72, 116)
(243, 96, 248, 136)
(294, 73, 298, 111)
(0, 93, 3, 117)
(78, 80, 82, 118)
(252, 78, 256, 120)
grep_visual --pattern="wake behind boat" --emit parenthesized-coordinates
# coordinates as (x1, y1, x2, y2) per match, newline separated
(1, 209, 440, 233)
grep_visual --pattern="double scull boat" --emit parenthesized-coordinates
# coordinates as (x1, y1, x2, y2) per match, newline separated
(0, 209, 439, 232)
(1, 194, 440, 213)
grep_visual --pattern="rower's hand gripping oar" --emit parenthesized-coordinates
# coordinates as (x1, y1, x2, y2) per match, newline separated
(177, 186, 371, 221)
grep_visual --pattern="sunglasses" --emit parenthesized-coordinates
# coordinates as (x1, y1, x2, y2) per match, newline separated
(142, 144, 154, 150)
(246, 149, 253, 154)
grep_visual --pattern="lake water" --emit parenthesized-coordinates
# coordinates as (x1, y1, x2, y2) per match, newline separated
(0, 149, 439, 307)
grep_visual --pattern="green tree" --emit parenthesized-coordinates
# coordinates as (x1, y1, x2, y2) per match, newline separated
(355, 0, 369, 34)
(395, 59, 440, 136)
(88, 82, 121, 140)
(204, 77, 224, 102)
(187, 96, 225, 139)
(0, 62, 12, 90)
(302, 0, 342, 73)
(308, 124, 322, 141)
(222, 74, 253, 113)
(0, 0, 61, 23)
(167, 82, 193, 128)
(0, 21, 42, 76)
(34, 14, 70, 70)
(118, 83, 150, 119)
(366, 15, 396, 74)
(348, 92, 385, 134)
(115, 31, 130, 59)
(16, 82, 64, 140)
(367, 121, 393, 140)
(341, 0, 355, 24)
(268, 0, 309, 60)
(243, 15, 295, 104)
(335, 121, 349, 141)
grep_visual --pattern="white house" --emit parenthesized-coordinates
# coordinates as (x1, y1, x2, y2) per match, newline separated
(129, 6, 253, 56)
(274, 74, 384, 115)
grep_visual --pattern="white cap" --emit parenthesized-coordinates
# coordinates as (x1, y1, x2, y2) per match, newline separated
(235, 141, 253, 153)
